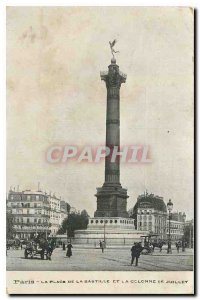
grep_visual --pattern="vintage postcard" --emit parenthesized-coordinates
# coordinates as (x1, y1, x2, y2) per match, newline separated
(6, 6, 194, 294)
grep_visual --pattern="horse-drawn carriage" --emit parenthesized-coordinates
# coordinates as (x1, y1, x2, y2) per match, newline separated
(140, 234, 166, 255)
(24, 237, 55, 260)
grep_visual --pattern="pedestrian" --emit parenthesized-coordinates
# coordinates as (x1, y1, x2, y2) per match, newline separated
(159, 242, 163, 253)
(66, 242, 73, 258)
(63, 242, 66, 251)
(99, 240, 102, 251)
(176, 242, 180, 253)
(131, 242, 143, 266)
(99, 240, 105, 253)
(102, 240, 105, 253)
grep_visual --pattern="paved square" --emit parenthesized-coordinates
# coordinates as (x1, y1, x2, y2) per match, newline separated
(7, 247, 193, 271)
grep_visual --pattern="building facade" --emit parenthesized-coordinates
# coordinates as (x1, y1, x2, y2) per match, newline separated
(7, 189, 51, 239)
(48, 194, 61, 236)
(130, 193, 186, 241)
(7, 189, 71, 239)
(166, 212, 186, 241)
(130, 193, 167, 239)
(60, 200, 70, 227)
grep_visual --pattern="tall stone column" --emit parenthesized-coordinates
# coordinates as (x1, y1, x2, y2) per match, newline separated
(94, 57, 129, 218)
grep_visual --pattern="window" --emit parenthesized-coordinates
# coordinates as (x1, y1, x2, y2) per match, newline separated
(36, 195, 39, 201)
(115, 220, 117, 223)
(100, 220, 103, 224)
(27, 195, 31, 201)
(110, 220, 113, 223)
(95, 220, 98, 224)
(27, 218, 30, 223)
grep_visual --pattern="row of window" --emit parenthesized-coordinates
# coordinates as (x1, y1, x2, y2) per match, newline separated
(138, 221, 152, 226)
(14, 218, 49, 224)
(166, 229, 183, 234)
(138, 215, 153, 220)
(138, 210, 153, 214)
(10, 195, 47, 201)
(169, 224, 183, 229)
(13, 209, 49, 215)
(9, 202, 43, 208)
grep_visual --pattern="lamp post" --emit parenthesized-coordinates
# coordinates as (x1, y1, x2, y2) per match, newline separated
(103, 218, 106, 248)
(167, 199, 173, 254)
(189, 223, 192, 249)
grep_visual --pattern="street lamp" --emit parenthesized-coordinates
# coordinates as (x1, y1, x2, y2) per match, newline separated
(167, 199, 173, 254)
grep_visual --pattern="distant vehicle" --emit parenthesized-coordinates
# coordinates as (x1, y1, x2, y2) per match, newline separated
(24, 238, 54, 260)
(140, 234, 161, 255)
(6, 239, 20, 250)
(20, 239, 29, 249)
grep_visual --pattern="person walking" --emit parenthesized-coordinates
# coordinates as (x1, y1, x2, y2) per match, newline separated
(66, 242, 73, 258)
(63, 242, 66, 251)
(99, 240, 105, 253)
(176, 241, 180, 253)
(99, 241, 102, 252)
(159, 242, 163, 253)
(131, 242, 143, 266)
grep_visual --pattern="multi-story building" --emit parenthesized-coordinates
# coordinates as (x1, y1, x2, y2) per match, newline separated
(48, 193, 61, 236)
(166, 212, 186, 241)
(59, 200, 70, 226)
(130, 193, 167, 239)
(7, 189, 51, 239)
(130, 192, 187, 241)
(7, 188, 71, 239)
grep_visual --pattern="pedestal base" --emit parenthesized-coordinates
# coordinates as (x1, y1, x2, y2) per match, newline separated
(73, 217, 149, 247)
(94, 183, 129, 218)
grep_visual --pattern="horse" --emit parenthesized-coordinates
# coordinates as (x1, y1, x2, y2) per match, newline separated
(151, 241, 166, 252)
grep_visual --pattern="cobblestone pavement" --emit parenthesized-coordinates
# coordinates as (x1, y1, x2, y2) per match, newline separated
(6, 248, 194, 271)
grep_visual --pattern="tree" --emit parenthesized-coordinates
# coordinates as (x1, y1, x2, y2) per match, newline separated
(57, 210, 89, 237)
(6, 212, 15, 240)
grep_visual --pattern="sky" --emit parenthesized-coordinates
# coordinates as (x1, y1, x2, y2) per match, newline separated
(7, 7, 194, 219)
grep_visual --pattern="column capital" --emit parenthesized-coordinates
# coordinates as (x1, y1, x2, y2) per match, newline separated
(100, 62, 127, 89)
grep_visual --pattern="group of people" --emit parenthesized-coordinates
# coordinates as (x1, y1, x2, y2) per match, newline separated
(32, 238, 187, 264)
(175, 240, 186, 253)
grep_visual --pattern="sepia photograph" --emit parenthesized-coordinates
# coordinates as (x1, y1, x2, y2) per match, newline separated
(6, 6, 194, 294)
